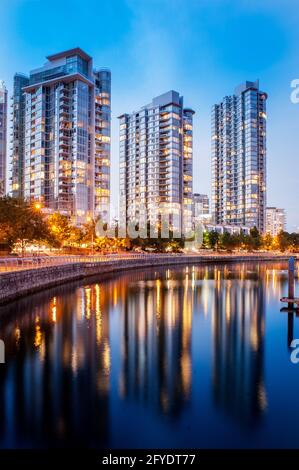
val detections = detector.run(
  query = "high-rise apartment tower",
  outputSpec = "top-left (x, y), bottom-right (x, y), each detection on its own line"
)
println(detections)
top-left (10, 48), bottom-right (110, 224)
top-left (211, 80), bottom-right (267, 232)
top-left (119, 90), bottom-right (194, 234)
top-left (0, 81), bottom-right (7, 196)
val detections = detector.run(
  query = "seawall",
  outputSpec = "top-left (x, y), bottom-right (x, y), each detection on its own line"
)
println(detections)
top-left (0, 254), bottom-right (292, 304)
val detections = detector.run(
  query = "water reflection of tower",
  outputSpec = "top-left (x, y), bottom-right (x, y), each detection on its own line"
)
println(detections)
top-left (212, 267), bottom-right (267, 426)
top-left (0, 283), bottom-right (111, 447)
top-left (120, 270), bottom-right (192, 417)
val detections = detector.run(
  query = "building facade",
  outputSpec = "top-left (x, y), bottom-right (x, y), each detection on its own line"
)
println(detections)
top-left (119, 91), bottom-right (194, 235)
top-left (10, 48), bottom-right (110, 224)
top-left (0, 81), bottom-right (7, 196)
top-left (266, 207), bottom-right (286, 237)
top-left (212, 80), bottom-right (267, 232)
top-left (10, 73), bottom-right (29, 198)
top-left (204, 223), bottom-right (250, 235)
top-left (192, 193), bottom-right (211, 225)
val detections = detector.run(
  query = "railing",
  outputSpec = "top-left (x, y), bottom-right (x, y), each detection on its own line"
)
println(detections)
top-left (0, 254), bottom-right (153, 272)
top-left (0, 252), bottom-right (293, 273)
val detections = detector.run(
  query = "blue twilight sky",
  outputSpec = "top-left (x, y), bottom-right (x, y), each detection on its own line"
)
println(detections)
top-left (0, 0), bottom-right (298, 230)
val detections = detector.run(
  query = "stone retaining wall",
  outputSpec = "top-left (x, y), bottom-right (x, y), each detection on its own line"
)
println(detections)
top-left (0, 255), bottom-right (291, 304)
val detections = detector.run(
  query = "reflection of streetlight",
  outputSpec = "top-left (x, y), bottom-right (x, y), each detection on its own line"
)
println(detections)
top-left (87, 216), bottom-right (94, 256)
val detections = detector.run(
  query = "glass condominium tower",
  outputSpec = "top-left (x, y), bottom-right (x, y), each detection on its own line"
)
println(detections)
top-left (211, 80), bottom-right (267, 232)
top-left (11, 48), bottom-right (111, 224)
top-left (119, 90), bottom-right (194, 234)
top-left (0, 81), bottom-right (7, 196)
top-left (10, 73), bottom-right (29, 198)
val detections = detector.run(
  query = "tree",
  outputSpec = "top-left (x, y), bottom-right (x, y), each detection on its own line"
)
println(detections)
top-left (165, 240), bottom-right (183, 253)
top-left (47, 213), bottom-right (85, 250)
top-left (202, 231), bottom-right (210, 249)
top-left (48, 213), bottom-right (72, 244)
top-left (263, 233), bottom-right (273, 251)
top-left (69, 225), bottom-right (85, 247)
top-left (94, 236), bottom-right (131, 253)
top-left (251, 227), bottom-right (262, 249)
top-left (220, 232), bottom-right (233, 251)
top-left (276, 231), bottom-right (290, 252)
top-left (243, 227), bottom-right (262, 251)
top-left (219, 231), bottom-right (242, 251)
top-left (207, 230), bottom-right (220, 250)
top-left (288, 232), bottom-right (299, 252)
top-left (128, 221), bottom-right (184, 253)
top-left (0, 196), bottom-right (54, 255)
top-left (238, 229), bottom-right (247, 249)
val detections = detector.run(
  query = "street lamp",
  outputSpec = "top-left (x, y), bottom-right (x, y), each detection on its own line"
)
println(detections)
top-left (33, 202), bottom-right (42, 255)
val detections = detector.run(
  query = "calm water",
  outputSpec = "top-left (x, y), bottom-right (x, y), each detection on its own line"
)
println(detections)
top-left (0, 261), bottom-right (299, 449)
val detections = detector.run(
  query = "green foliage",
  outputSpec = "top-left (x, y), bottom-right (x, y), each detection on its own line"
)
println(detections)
top-left (263, 233), bottom-right (273, 251)
top-left (94, 236), bottom-right (131, 252)
top-left (2, 197), bottom-right (299, 255)
top-left (202, 231), bottom-right (210, 249)
top-left (202, 226), bottom-right (279, 252)
top-left (275, 231), bottom-right (299, 252)
top-left (0, 196), bottom-right (54, 254)
top-left (219, 231), bottom-right (241, 251)
top-left (249, 227), bottom-right (262, 250)
top-left (129, 221), bottom-right (184, 253)
top-left (48, 212), bottom-right (86, 249)
top-left (205, 230), bottom-right (220, 250)
top-left (48, 213), bottom-right (73, 243)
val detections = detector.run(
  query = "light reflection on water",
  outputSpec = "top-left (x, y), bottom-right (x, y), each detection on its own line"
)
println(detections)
top-left (0, 262), bottom-right (298, 448)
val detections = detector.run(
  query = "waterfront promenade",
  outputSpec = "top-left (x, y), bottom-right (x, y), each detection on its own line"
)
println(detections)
top-left (0, 252), bottom-right (294, 304)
